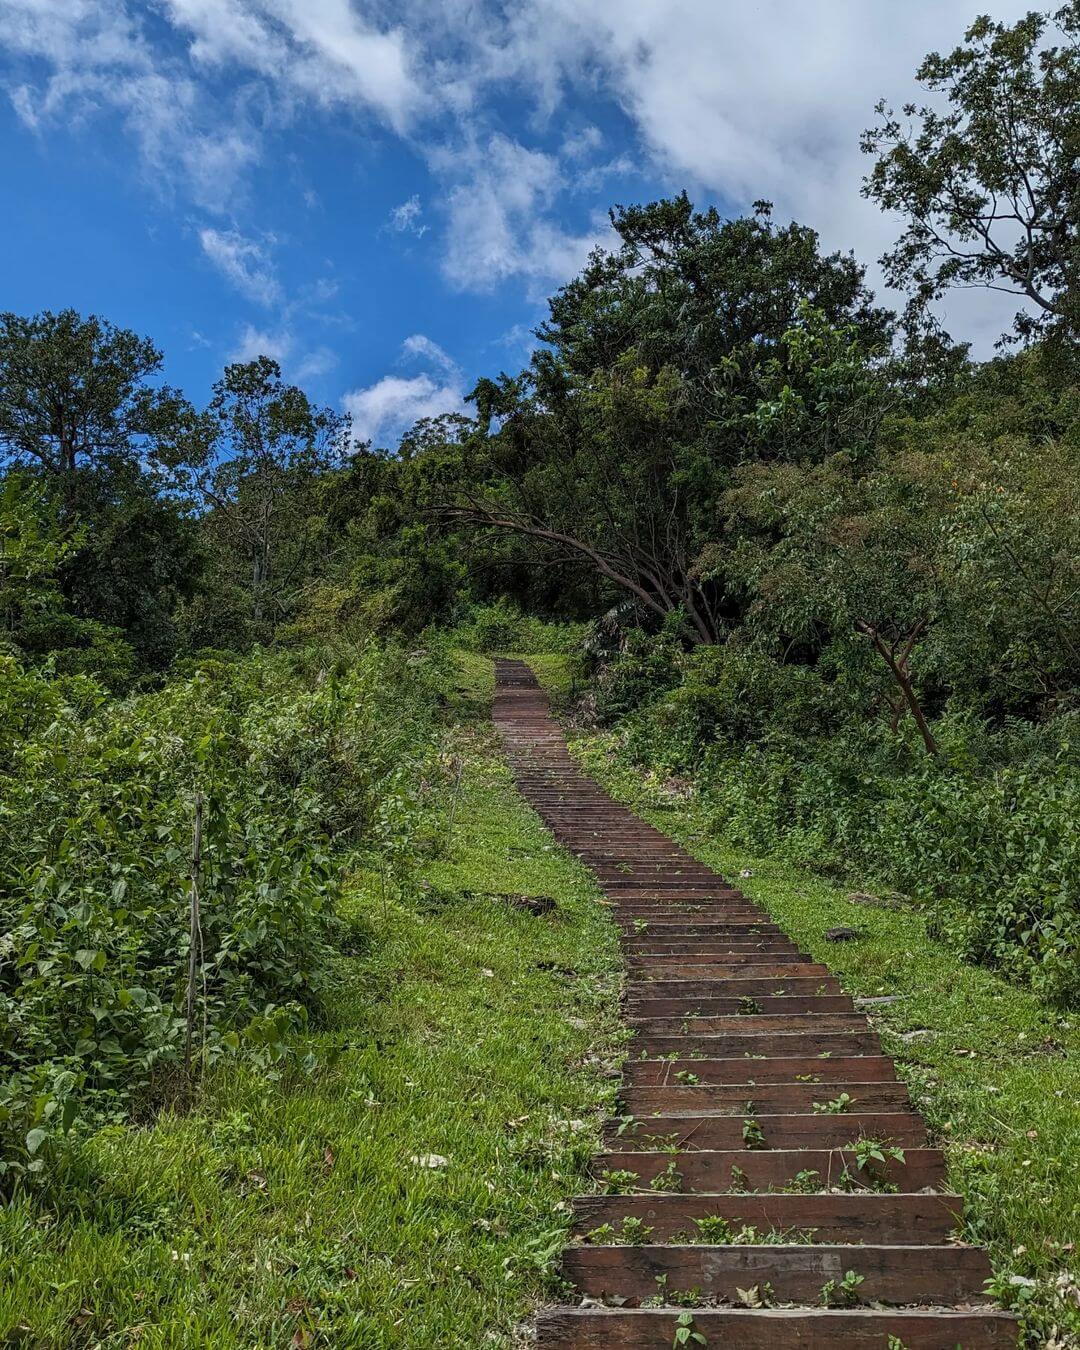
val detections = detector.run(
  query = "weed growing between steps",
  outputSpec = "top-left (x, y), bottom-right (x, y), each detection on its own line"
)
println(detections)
top-left (0, 657), bottom-right (624, 1348)
top-left (556, 709), bottom-right (1080, 1347)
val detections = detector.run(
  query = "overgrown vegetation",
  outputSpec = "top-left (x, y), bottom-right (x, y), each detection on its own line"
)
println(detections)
top-left (1, 642), bottom-right (436, 1182)
top-left (0, 661), bottom-right (623, 1345)
top-left (2, 2), bottom-right (1080, 1342)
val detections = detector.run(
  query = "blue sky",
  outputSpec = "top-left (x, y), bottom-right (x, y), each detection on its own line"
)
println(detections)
top-left (0, 1), bottom-right (1030, 449)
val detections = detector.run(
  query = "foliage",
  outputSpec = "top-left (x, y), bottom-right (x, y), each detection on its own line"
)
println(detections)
top-left (862, 4), bottom-right (1080, 345)
top-left (447, 198), bottom-right (896, 643)
top-left (0, 710), bottom-right (623, 1347)
top-left (0, 642), bottom-right (436, 1183)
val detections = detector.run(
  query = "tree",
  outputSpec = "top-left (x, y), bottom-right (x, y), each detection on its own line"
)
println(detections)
top-left (0, 309), bottom-right (182, 483)
top-left (447, 201), bottom-right (895, 644)
top-left (862, 5), bottom-right (1080, 344)
top-left (186, 357), bottom-right (351, 630)
top-left (0, 310), bottom-right (200, 669)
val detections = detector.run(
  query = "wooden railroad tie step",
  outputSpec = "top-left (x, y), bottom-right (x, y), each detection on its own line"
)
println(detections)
top-left (535, 1308), bottom-right (1019, 1348)
top-left (489, 660), bottom-right (1017, 1348)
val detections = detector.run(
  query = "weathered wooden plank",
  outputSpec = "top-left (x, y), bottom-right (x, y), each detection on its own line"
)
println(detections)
top-left (607, 1110), bottom-right (927, 1151)
top-left (592, 1146), bottom-right (946, 1192)
top-left (623, 1055), bottom-right (897, 1085)
top-left (536, 1308), bottom-right (1018, 1349)
top-left (620, 1079), bottom-right (910, 1114)
top-left (571, 1191), bottom-right (961, 1243)
top-left (562, 1242), bottom-right (994, 1305)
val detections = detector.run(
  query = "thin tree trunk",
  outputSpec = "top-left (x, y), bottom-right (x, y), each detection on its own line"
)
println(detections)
top-left (857, 620), bottom-right (938, 756)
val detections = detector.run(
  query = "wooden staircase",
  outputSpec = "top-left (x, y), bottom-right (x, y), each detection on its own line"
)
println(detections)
top-left (492, 659), bottom-right (1017, 1349)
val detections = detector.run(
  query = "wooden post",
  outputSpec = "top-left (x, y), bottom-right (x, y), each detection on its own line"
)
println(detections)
top-left (184, 791), bottom-right (205, 1077)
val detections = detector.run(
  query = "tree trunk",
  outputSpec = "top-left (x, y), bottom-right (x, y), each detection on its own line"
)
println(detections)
top-left (856, 619), bottom-right (938, 756)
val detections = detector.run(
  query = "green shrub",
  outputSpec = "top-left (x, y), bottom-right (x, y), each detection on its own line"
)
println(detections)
top-left (589, 632), bottom-right (1080, 1005)
top-left (0, 643), bottom-right (436, 1183)
top-left (447, 600), bottom-right (586, 654)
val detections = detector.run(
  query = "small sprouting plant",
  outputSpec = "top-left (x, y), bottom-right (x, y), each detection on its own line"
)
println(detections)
top-left (618, 1215), bottom-right (654, 1245)
top-left (783, 1168), bottom-right (821, 1193)
top-left (650, 1161), bottom-right (684, 1193)
top-left (583, 1223), bottom-right (615, 1245)
top-left (600, 1168), bottom-right (639, 1194)
top-left (735, 1282), bottom-right (774, 1308)
top-left (821, 1270), bottom-right (865, 1307)
top-left (737, 997), bottom-right (762, 1015)
top-left (813, 1092), bottom-right (854, 1114)
top-left (633, 919), bottom-right (649, 933)
top-left (673, 1311), bottom-right (707, 1347)
top-left (743, 1118), bottom-right (766, 1149)
top-left (729, 1164), bottom-right (750, 1192)
top-left (795, 1073), bottom-right (821, 1083)
top-left (649, 1274), bottom-right (702, 1308)
top-left (849, 1137), bottom-right (906, 1171)
top-left (692, 1214), bottom-right (733, 1243)
top-left (675, 1069), bottom-right (700, 1085)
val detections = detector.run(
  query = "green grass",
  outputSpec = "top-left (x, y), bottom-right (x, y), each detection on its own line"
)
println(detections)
top-left (549, 707), bottom-right (1080, 1346)
top-left (0, 657), bottom-right (624, 1349)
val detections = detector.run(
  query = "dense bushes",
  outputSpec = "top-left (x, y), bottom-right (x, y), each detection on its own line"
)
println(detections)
top-left (0, 643), bottom-right (436, 1183)
top-left (444, 600), bottom-right (587, 655)
top-left (592, 637), bottom-right (1080, 1003)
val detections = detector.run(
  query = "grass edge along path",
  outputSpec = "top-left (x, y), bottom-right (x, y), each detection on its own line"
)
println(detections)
top-left (522, 654), bottom-right (1080, 1349)
top-left (0, 652), bottom-right (624, 1349)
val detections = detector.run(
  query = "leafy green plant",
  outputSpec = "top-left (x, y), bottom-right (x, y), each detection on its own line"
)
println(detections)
top-left (650, 1161), bottom-right (684, 1193)
top-left (813, 1092), bottom-right (854, 1114)
top-left (820, 1270), bottom-right (865, 1307)
top-left (742, 1118), bottom-right (766, 1149)
top-left (673, 1310), bottom-right (707, 1347)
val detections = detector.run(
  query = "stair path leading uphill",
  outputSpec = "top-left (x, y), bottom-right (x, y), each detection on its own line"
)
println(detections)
top-left (491, 659), bottom-right (1017, 1350)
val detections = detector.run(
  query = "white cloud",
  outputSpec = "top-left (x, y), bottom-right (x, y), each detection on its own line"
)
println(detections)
top-left (460, 0), bottom-right (1036, 345)
top-left (160, 0), bottom-right (425, 133)
top-left (388, 194), bottom-right (427, 236)
top-left (230, 324), bottom-right (337, 382)
top-left (344, 373), bottom-right (466, 446)
top-left (432, 133), bottom-right (611, 293)
top-left (0, 0), bottom-right (1041, 348)
top-left (0, 0), bottom-right (260, 209)
top-left (400, 333), bottom-right (456, 371)
top-left (343, 333), bottom-right (467, 446)
top-left (230, 323), bottom-right (292, 364)
top-left (200, 227), bottom-right (281, 306)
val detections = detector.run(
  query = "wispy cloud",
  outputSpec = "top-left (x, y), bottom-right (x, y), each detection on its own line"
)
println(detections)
top-left (388, 194), bottom-right (427, 237)
top-left (199, 227), bottom-right (280, 306)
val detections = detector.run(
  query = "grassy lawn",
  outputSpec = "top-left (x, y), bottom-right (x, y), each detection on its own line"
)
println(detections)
top-left (0, 655), bottom-right (623, 1348)
top-left (522, 660), bottom-right (1080, 1346)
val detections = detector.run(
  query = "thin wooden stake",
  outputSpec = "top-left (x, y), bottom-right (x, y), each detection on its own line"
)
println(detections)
top-left (184, 791), bottom-right (205, 1077)
top-left (445, 755), bottom-right (465, 856)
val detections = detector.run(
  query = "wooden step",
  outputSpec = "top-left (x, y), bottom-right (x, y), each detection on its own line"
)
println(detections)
top-left (563, 1242), bottom-right (994, 1305)
top-left (628, 1012), bottom-right (867, 1034)
top-left (536, 1307), bottom-right (1018, 1348)
top-left (571, 1191), bottom-right (962, 1244)
top-left (633, 1031), bottom-right (882, 1057)
top-left (620, 1080), bottom-right (910, 1114)
top-left (608, 1111), bottom-right (927, 1151)
top-left (593, 1147), bottom-right (946, 1192)
top-left (626, 995), bottom-right (855, 1017)
top-left (623, 1055), bottom-right (898, 1085)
